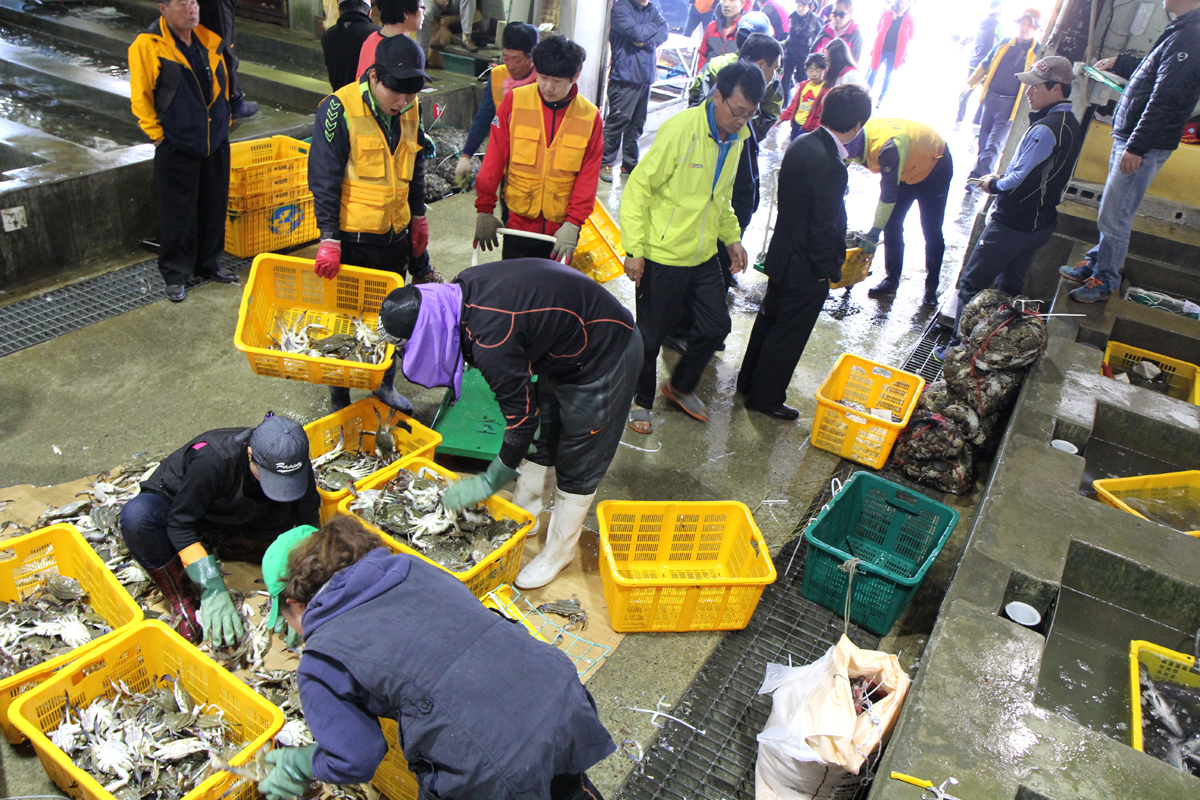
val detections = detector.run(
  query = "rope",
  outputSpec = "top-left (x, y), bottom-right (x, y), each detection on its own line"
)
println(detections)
top-left (839, 557), bottom-right (861, 638)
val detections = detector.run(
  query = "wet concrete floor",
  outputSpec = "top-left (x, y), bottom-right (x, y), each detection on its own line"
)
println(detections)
top-left (0, 62), bottom-right (994, 797)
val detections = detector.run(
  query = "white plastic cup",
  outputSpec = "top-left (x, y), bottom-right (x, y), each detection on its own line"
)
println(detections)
top-left (1005, 601), bottom-right (1042, 628)
top-left (1050, 439), bottom-right (1078, 455)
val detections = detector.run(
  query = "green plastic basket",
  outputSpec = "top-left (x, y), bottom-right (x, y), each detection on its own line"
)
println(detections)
top-left (431, 367), bottom-right (507, 460)
top-left (800, 473), bottom-right (959, 636)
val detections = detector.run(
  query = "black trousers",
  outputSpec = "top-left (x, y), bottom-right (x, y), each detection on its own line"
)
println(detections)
top-left (883, 147), bottom-right (952, 290)
top-left (342, 237), bottom-right (413, 279)
top-left (120, 492), bottom-right (274, 570)
top-left (502, 232), bottom-right (555, 260)
top-left (528, 328), bottom-right (642, 494)
top-left (780, 52), bottom-right (807, 104)
top-left (602, 80), bottom-right (650, 173)
top-left (155, 139), bottom-right (230, 286)
top-left (635, 257), bottom-right (731, 408)
top-left (738, 277), bottom-right (829, 409)
top-left (550, 773), bottom-right (604, 800)
top-left (199, 0), bottom-right (242, 102)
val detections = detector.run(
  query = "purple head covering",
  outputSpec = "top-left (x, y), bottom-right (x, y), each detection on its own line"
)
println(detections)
top-left (845, 128), bottom-right (866, 161)
top-left (400, 283), bottom-right (465, 399)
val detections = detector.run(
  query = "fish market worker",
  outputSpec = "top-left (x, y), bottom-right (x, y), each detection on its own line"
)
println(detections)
top-left (119, 414), bottom-right (319, 647)
top-left (377, 258), bottom-right (641, 590)
top-left (308, 34), bottom-right (442, 414)
top-left (257, 516), bottom-right (616, 800)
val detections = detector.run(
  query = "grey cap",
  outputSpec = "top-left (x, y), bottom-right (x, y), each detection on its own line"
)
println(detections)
top-left (248, 415), bottom-right (311, 502)
top-left (1017, 55), bottom-right (1074, 86)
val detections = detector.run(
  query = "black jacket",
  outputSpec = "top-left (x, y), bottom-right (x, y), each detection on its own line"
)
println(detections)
top-left (765, 128), bottom-right (847, 286)
top-left (608, 0), bottom-right (670, 85)
top-left (786, 10), bottom-right (823, 61)
top-left (321, 9), bottom-right (380, 90)
top-left (1112, 8), bottom-right (1200, 156)
top-left (455, 259), bottom-right (635, 470)
top-left (971, 13), bottom-right (1000, 68)
top-left (140, 428), bottom-right (320, 554)
top-left (993, 102), bottom-right (1081, 233)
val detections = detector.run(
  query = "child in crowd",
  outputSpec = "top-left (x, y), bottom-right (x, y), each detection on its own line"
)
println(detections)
top-left (780, 52), bottom-right (826, 139)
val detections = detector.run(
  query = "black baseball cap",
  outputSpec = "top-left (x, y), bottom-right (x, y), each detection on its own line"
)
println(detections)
top-left (247, 415), bottom-right (311, 502)
top-left (375, 34), bottom-right (432, 83)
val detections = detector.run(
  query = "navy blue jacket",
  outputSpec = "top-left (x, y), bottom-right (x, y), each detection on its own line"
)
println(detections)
top-left (1112, 7), bottom-right (1200, 156)
top-left (299, 548), bottom-right (615, 798)
top-left (608, 0), bottom-right (669, 85)
top-left (764, 128), bottom-right (847, 286)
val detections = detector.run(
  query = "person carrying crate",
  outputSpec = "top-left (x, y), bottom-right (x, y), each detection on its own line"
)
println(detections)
top-left (128, 0), bottom-right (239, 303)
top-left (256, 516), bottom-right (615, 800)
top-left (473, 35), bottom-right (604, 263)
top-left (118, 413), bottom-right (320, 648)
top-left (373, 259), bottom-right (641, 590)
top-left (309, 34), bottom-right (443, 414)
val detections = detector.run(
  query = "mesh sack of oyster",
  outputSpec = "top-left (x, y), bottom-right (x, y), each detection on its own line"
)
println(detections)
top-left (891, 411), bottom-right (969, 464)
top-left (941, 344), bottom-right (1025, 418)
top-left (964, 302), bottom-right (1048, 372)
top-left (0, 576), bottom-right (113, 680)
top-left (348, 467), bottom-right (521, 571)
top-left (896, 448), bottom-right (975, 495)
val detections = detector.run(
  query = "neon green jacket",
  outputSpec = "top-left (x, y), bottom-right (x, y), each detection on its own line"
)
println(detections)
top-left (619, 101), bottom-right (747, 266)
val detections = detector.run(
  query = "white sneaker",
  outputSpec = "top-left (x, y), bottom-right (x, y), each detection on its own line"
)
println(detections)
top-left (515, 488), bottom-right (594, 589)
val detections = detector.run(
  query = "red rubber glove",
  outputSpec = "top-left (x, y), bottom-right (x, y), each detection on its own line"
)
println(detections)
top-left (315, 239), bottom-right (341, 280)
top-left (410, 216), bottom-right (429, 258)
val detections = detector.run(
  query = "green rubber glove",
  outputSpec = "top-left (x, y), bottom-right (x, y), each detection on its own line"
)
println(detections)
top-left (259, 745), bottom-right (317, 800)
top-left (859, 228), bottom-right (882, 256)
top-left (442, 458), bottom-right (518, 511)
top-left (184, 555), bottom-right (244, 648)
top-left (273, 615), bottom-right (302, 650)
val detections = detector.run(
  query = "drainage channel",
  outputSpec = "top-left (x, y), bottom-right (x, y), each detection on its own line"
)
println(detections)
top-left (616, 461), bottom-right (881, 800)
top-left (0, 253), bottom-right (250, 357)
top-left (902, 317), bottom-right (950, 384)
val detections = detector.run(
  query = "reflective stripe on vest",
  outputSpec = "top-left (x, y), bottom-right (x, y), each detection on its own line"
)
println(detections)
top-left (490, 64), bottom-right (509, 110)
top-left (864, 118), bottom-right (945, 185)
top-left (336, 82), bottom-right (422, 236)
top-left (504, 84), bottom-right (597, 224)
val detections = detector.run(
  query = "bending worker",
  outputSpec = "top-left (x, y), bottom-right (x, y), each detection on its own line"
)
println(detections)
top-left (376, 258), bottom-right (641, 590)
top-left (119, 414), bottom-right (319, 647)
top-left (848, 117), bottom-right (952, 307)
top-left (256, 517), bottom-right (615, 800)
top-left (309, 34), bottom-right (442, 414)
top-left (473, 35), bottom-right (603, 263)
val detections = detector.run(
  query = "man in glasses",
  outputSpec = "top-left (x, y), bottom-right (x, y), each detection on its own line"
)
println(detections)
top-left (620, 60), bottom-right (765, 434)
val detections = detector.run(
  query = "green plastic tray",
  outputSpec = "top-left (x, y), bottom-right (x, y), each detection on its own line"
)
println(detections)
top-left (431, 367), bottom-right (506, 459)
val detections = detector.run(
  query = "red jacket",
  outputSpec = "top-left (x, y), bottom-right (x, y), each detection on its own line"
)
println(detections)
top-left (869, 10), bottom-right (915, 71)
top-left (474, 85), bottom-right (604, 235)
top-left (698, 15), bottom-right (739, 69)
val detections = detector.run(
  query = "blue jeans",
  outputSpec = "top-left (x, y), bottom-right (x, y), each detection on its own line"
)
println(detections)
top-left (1085, 136), bottom-right (1173, 291)
top-left (866, 51), bottom-right (897, 102)
top-left (970, 92), bottom-right (1015, 178)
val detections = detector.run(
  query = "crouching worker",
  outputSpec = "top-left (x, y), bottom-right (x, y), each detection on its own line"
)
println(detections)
top-left (119, 414), bottom-right (319, 647)
top-left (309, 34), bottom-right (443, 414)
top-left (256, 516), bottom-right (616, 800)
top-left (376, 258), bottom-right (641, 589)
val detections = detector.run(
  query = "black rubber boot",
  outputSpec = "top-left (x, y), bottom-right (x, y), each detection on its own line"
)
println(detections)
top-left (330, 386), bottom-right (352, 411)
top-left (372, 358), bottom-right (413, 414)
top-left (147, 556), bottom-right (202, 644)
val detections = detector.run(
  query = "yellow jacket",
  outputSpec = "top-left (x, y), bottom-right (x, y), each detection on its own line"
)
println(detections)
top-left (966, 36), bottom-right (1040, 122)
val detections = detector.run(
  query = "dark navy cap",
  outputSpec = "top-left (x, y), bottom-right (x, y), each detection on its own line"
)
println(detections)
top-left (248, 415), bottom-right (310, 502)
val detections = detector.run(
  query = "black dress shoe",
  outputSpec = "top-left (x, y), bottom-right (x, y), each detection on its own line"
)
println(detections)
top-left (747, 402), bottom-right (800, 420)
top-left (165, 284), bottom-right (186, 302)
top-left (202, 267), bottom-right (240, 284)
top-left (662, 336), bottom-right (688, 355)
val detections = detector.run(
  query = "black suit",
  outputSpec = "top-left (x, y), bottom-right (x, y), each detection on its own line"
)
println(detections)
top-left (738, 128), bottom-right (847, 410)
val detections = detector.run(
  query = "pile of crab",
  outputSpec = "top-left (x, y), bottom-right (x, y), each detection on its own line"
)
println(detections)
top-left (348, 467), bottom-right (521, 572)
top-left (269, 311), bottom-right (387, 365)
top-left (0, 576), bottom-right (113, 680)
top-left (312, 408), bottom-right (413, 494)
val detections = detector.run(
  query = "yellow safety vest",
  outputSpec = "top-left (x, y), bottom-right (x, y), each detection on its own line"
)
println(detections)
top-left (490, 64), bottom-right (509, 110)
top-left (504, 84), bottom-right (597, 224)
top-left (864, 118), bottom-right (945, 185)
top-left (335, 81), bottom-right (423, 236)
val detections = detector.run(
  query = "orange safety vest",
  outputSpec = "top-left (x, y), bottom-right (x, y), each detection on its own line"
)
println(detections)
top-left (863, 118), bottom-right (945, 185)
top-left (504, 83), bottom-right (597, 224)
top-left (490, 64), bottom-right (509, 110)
top-left (335, 81), bottom-right (423, 236)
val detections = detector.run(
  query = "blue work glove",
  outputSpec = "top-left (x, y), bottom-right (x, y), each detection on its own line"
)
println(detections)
top-left (259, 745), bottom-right (317, 800)
top-left (442, 458), bottom-right (518, 511)
top-left (184, 555), bottom-right (245, 648)
top-left (273, 615), bottom-right (302, 650)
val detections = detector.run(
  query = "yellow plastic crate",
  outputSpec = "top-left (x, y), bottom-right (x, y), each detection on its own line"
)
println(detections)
top-left (829, 248), bottom-right (873, 290)
top-left (337, 457), bottom-right (535, 597)
top-left (0, 524), bottom-right (143, 744)
top-left (305, 397), bottom-right (442, 523)
top-left (812, 354), bottom-right (925, 470)
top-left (373, 717), bottom-right (419, 800)
top-left (1103, 341), bottom-right (1199, 403)
top-left (570, 200), bottom-right (625, 283)
top-left (9, 620), bottom-right (284, 800)
top-left (225, 197), bottom-right (319, 259)
top-left (234, 254), bottom-right (402, 390)
top-left (229, 136), bottom-right (309, 198)
top-left (596, 500), bottom-right (777, 633)
top-left (1093, 470), bottom-right (1200, 537)
top-left (228, 184), bottom-right (313, 213)
top-left (1128, 639), bottom-right (1199, 751)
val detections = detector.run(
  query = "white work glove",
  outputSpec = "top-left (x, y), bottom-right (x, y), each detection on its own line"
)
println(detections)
top-left (475, 213), bottom-right (500, 251)
top-left (551, 222), bottom-right (580, 264)
top-left (454, 155), bottom-right (475, 189)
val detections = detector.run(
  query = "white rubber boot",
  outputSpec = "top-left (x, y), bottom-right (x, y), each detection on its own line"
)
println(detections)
top-left (511, 460), bottom-right (556, 536)
top-left (515, 488), bottom-right (594, 590)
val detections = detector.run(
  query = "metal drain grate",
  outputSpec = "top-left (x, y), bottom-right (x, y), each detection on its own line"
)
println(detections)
top-left (617, 463), bottom-right (880, 800)
top-left (903, 318), bottom-right (951, 384)
top-left (0, 254), bottom-right (251, 358)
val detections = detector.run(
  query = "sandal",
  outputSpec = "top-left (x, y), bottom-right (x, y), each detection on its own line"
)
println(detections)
top-left (660, 382), bottom-right (709, 422)
top-left (628, 407), bottom-right (653, 434)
